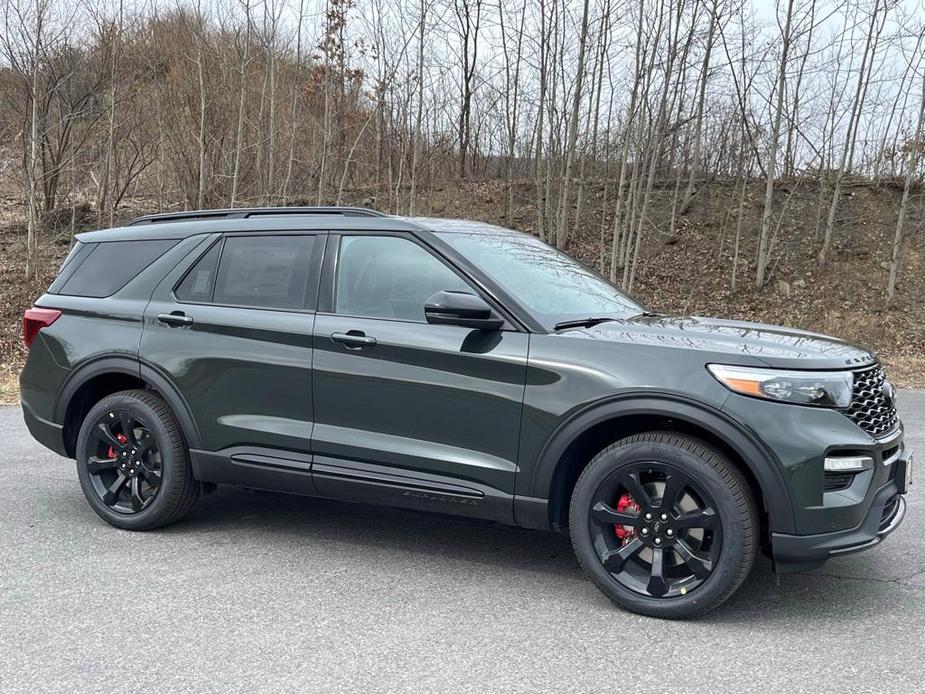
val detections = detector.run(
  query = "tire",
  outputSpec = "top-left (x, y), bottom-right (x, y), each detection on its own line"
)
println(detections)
top-left (75, 389), bottom-right (199, 530)
top-left (569, 431), bottom-right (757, 619)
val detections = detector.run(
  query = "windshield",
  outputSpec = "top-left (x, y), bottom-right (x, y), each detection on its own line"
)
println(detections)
top-left (436, 231), bottom-right (643, 326)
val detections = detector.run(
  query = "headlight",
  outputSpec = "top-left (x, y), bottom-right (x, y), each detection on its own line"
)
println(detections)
top-left (707, 364), bottom-right (853, 408)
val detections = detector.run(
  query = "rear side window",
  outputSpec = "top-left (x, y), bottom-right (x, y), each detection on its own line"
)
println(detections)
top-left (58, 241), bottom-right (84, 272)
top-left (59, 239), bottom-right (178, 297)
top-left (209, 235), bottom-right (317, 310)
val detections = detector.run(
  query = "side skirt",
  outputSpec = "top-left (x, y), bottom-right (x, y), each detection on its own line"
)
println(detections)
top-left (189, 448), bottom-right (516, 524)
top-left (190, 447), bottom-right (317, 497)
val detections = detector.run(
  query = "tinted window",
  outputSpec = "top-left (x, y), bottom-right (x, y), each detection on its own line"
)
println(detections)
top-left (212, 235), bottom-right (317, 310)
top-left (175, 240), bottom-right (221, 303)
top-left (48, 241), bottom-right (96, 294)
top-left (335, 235), bottom-right (469, 321)
top-left (436, 232), bottom-right (642, 325)
top-left (60, 239), bottom-right (178, 297)
top-left (58, 241), bottom-right (84, 272)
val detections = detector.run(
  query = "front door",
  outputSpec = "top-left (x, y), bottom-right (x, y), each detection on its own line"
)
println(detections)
top-left (141, 231), bottom-right (324, 493)
top-left (311, 233), bottom-right (528, 522)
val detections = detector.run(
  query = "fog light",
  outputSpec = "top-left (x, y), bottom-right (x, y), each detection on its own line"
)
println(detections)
top-left (824, 455), bottom-right (873, 473)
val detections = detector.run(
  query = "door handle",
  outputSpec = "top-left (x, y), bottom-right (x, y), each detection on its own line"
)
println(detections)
top-left (331, 331), bottom-right (377, 349)
top-left (157, 312), bottom-right (194, 327)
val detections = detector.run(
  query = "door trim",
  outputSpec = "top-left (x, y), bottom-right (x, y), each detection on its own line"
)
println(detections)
top-left (190, 447), bottom-right (317, 496)
top-left (188, 446), bottom-right (515, 524)
top-left (313, 455), bottom-right (514, 523)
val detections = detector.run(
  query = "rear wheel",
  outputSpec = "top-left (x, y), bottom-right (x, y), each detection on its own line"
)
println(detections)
top-left (569, 432), bottom-right (757, 619)
top-left (75, 389), bottom-right (199, 530)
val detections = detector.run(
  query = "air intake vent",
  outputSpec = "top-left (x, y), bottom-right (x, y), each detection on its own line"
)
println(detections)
top-left (823, 473), bottom-right (854, 492)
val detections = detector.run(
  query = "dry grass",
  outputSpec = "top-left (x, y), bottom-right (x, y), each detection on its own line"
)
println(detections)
top-left (882, 356), bottom-right (925, 389)
top-left (0, 368), bottom-right (19, 406)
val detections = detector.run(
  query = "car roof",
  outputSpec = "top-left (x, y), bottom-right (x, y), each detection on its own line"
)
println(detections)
top-left (74, 207), bottom-right (530, 243)
top-left (75, 212), bottom-right (421, 243)
top-left (397, 216), bottom-right (530, 237)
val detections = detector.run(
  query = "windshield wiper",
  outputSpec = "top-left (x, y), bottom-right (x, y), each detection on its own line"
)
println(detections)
top-left (553, 317), bottom-right (622, 331)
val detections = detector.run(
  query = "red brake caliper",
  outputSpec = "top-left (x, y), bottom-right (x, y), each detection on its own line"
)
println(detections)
top-left (614, 493), bottom-right (640, 545)
top-left (107, 433), bottom-right (128, 459)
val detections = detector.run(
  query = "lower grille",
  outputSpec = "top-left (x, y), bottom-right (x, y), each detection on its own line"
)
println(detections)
top-left (823, 473), bottom-right (854, 492)
top-left (879, 496), bottom-right (900, 531)
top-left (844, 366), bottom-right (899, 438)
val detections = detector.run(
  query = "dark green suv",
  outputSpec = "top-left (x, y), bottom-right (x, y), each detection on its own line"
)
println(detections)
top-left (20, 207), bottom-right (912, 618)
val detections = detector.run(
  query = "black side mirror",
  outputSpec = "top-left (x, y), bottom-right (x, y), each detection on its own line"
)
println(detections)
top-left (424, 291), bottom-right (504, 330)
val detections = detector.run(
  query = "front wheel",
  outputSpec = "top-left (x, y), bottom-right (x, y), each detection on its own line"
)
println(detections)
top-left (75, 389), bottom-right (199, 530)
top-left (569, 432), bottom-right (758, 619)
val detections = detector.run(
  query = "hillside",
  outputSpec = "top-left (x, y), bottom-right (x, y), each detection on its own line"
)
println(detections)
top-left (1, 177), bottom-right (923, 403)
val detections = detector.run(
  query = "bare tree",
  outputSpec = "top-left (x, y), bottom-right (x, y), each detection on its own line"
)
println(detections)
top-left (499, 0), bottom-right (526, 224)
top-left (554, 0), bottom-right (590, 248)
top-left (818, 0), bottom-right (888, 266)
top-left (757, 0), bottom-right (796, 290)
top-left (887, 46), bottom-right (925, 302)
top-left (454, 0), bottom-right (481, 179)
top-left (680, 0), bottom-right (718, 214)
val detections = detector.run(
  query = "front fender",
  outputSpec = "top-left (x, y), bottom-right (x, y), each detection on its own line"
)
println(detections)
top-left (521, 392), bottom-right (796, 534)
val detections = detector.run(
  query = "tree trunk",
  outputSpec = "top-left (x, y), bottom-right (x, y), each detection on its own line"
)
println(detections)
top-left (230, 3), bottom-right (251, 208)
top-left (554, 0), bottom-right (590, 248)
top-left (25, 0), bottom-right (46, 280)
top-left (887, 68), bottom-right (925, 303)
top-left (680, 0), bottom-right (717, 215)
top-left (819, 0), bottom-right (886, 266)
top-left (409, 0), bottom-right (427, 215)
top-left (756, 0), bottom-right (795, 289)
top-left (534, 0), bottom-right (548, 242)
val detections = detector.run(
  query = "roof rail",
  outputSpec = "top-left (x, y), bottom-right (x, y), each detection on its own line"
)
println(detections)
top-left (128, 206), bottom-right (387, 225)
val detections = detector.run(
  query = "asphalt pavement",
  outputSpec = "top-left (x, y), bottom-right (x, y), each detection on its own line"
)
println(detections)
top-left (1, 393), bottom-right (923, 693)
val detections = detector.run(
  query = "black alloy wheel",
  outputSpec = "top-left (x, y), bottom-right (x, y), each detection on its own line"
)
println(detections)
top-left (75, 389), bottom-right (200, 530)
top-left (569, 432), bottom-right (757, 619)
top-left (83, 410), bottom-right (163, 514)
top-left (588, 462), bottom-right (721, 599)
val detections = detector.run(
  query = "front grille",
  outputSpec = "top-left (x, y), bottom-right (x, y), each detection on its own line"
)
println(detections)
top-left (844, 366), bottom-right (899, 438)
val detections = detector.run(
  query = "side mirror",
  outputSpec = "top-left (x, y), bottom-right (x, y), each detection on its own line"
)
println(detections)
top-left (424, 291), bottom-right (504, 330)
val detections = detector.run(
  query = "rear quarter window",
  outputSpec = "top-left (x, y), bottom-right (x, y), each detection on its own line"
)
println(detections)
top-left (58, 239), bottom-right (178, 298)
top-left (175, 239), bottom-right (222, 303)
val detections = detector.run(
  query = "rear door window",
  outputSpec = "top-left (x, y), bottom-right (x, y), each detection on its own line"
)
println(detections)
top-left (210, 235), bottom-right (318, 310)
top-left (59, 239), bottom-right (178, 297)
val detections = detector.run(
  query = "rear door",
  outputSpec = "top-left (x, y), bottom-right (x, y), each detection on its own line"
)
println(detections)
top-left (311, 232), bottom-right (529, 522)
top-left (141, 231), bottom-right (325, 492)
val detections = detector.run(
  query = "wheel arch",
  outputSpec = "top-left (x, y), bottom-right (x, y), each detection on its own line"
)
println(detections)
top-left (56, 356), bottom-right (201, 457)
top-left (529, 393), bottom-right (796, 537)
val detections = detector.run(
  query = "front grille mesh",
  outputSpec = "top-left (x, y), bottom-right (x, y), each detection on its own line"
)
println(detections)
top-left (844, 366), bottom-right (899, 438)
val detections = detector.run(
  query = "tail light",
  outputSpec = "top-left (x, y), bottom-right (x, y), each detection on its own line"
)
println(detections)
top-left (23, 307), bottom-right (62, 348)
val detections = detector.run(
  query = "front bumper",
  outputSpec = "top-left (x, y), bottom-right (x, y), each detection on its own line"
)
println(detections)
top-left (771, 455), bottom-right (910, 572)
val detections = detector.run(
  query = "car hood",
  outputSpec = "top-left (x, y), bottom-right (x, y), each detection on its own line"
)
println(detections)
top-left (568, 315), bottom-right (876, 370)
